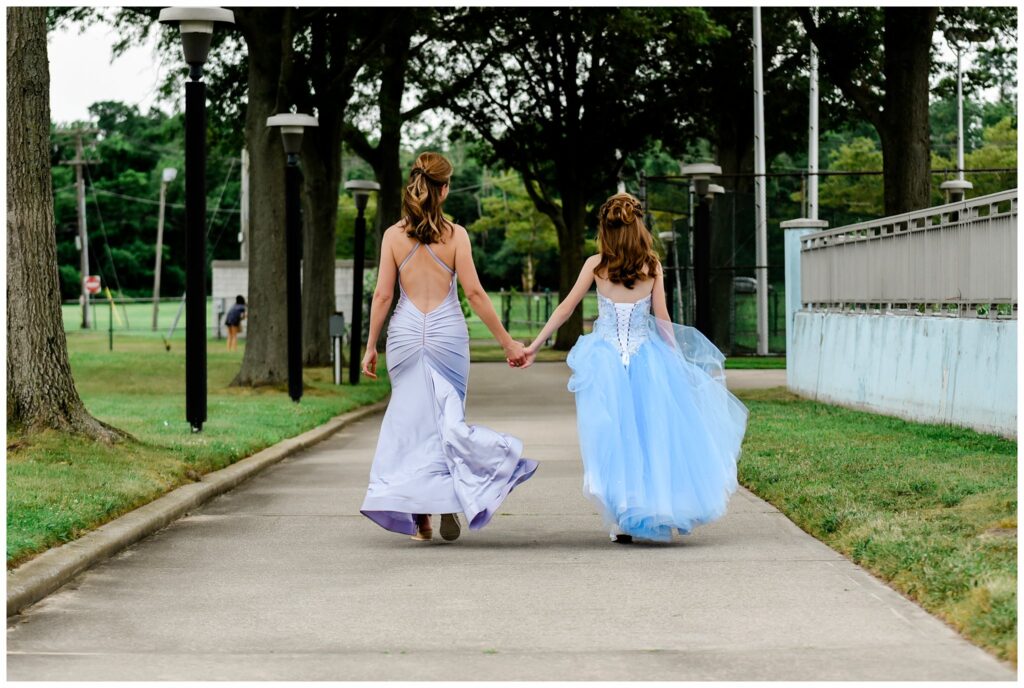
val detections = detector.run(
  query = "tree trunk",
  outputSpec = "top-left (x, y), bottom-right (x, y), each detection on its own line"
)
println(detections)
top-left (232, 9), bottom-right (290, 386)
top-left (371, 13), bottom-right (413, 259)
top-left (300, 108), bottom-right (342, 367)
top-left (6, 7), bottom-right (121, 441)
top-left (552, 194), bottom-right (586, 350)
top-left (879, 8), bottom-right (937, 215)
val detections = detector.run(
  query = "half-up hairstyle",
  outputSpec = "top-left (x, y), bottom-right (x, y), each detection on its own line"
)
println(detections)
top-left (595, 193), bottom-right (661, 289)
top-left (402, 152), bottom-right (454, 244)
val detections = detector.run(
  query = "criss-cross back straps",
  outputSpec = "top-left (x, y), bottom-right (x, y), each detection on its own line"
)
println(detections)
top-left (423, 243), bottom-right (455, 275)
top-left (397, 242), bottom-right (455, 275)
top-left (397, 242), bottom-right (421, 272)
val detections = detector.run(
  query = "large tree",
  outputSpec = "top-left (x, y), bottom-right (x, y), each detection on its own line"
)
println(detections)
top-left (454, 7), bottom-right (723, 348)
top-left (7, 7), bottom-right (121, 441)
top-left (343, 8), bottom-right (498, 256)
top-left (288, 9), bottom-right (390, 366)
top-left (802, 8), bottom-right (1015, 215)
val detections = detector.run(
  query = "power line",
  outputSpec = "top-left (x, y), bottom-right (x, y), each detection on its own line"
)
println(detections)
top-left (83, 161), bottom-right (127, 299)
top-left (61, 187), bottom-right (240, 213)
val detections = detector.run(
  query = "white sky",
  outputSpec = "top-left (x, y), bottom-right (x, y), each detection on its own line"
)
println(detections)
top-left (48, 21), bottom-right (170, 125)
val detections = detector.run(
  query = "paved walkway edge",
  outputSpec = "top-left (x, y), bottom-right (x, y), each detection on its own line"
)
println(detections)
top-left (6, 399), bottom-right (389, 618)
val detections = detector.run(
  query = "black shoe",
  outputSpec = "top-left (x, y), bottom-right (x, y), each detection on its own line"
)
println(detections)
top-left (612, 534), bottom-right (633, 544)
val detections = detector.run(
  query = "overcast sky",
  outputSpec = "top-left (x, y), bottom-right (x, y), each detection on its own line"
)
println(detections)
top-left (48, 20), bottom-right (170, 125)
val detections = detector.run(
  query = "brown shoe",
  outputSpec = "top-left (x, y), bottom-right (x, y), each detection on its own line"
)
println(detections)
top-left (440, 513), bottom-right (461, 541)
top-left (411, 514), bottom-right (433, 541)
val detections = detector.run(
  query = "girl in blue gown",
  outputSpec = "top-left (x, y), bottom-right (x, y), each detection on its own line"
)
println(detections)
top-left (523, 193), bottom-right (748, 543)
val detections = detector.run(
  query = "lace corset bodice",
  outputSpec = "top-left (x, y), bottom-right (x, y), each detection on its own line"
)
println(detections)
top-left (593, 292), bottom-right (652, 366)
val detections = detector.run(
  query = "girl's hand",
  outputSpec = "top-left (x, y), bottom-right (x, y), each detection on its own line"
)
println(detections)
top-left (520, 348), bottom-right (538, 369)
top-left (361, 349), bottom-right (378, 379)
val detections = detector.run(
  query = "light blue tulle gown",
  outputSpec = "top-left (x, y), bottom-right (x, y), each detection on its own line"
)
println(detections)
top-left (361, 242), bottom-right (538, 535)
top-left (567, 290), bottom-right (749, 541)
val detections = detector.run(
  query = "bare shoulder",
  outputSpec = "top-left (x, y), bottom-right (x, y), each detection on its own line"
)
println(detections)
top-left (383, 220), bottom-right (408, 239)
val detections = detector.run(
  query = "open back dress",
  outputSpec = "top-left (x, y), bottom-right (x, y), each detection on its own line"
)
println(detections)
top-left (360, 241), bottom-right (538, 535)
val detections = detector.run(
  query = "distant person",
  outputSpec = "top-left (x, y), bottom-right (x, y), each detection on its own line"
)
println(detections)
top-left (520, 193), bottom-right (749, 544)
top-left (225, 295), bottom-right (246, 351)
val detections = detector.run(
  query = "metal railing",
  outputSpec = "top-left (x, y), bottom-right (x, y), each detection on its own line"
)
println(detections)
top-left (800, 189), bottom-right (1017, 318)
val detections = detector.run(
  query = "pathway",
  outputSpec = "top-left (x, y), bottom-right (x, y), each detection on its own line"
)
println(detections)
top-left (6, 364), bottom-right (1014, 680)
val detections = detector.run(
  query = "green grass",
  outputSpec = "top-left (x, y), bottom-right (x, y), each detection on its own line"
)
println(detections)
top-left (467, 292), bottom-right (599, 340)
top-left (725, 355), bottom-right (786, 369)
top-left (7, 332), bottom-right (390, 568)
top-left (736, 388), bottom-right (1017, 663)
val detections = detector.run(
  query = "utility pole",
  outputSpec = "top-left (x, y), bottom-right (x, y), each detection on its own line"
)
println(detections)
top-left (239, 147), bottom-right (249, 262)
top-left (807, 12), bottom-right (820, 221)
top-left (752, 8), bottom-right (769, 355)
top-left (152, 167), bottom-right (178, 330)
top-left (60, 128), bottom-right (98, 329)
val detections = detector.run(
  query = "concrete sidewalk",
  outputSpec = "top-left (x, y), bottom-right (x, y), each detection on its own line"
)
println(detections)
top-left (6, 363), bottom-right (1014, 680)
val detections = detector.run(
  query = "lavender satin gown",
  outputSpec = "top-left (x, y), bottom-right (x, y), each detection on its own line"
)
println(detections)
top-left (360, 242), bottom-right (538, 535)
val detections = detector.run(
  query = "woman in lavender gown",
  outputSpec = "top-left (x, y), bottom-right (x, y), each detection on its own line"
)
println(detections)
top-left (359, 152), bottom-right (538, 542)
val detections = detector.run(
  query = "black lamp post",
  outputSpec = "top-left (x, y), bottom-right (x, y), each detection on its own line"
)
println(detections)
top-left (344, 180), bottom-right (380, 385)
top-left (158, 7), bottom-right (234, 433)
top-left (680, 163), bottom-right (721, 339)
top-left (267, 113), bottom-right (318, 403)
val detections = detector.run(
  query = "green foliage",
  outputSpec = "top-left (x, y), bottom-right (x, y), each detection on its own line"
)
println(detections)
top-left (818, 137), bottom-right (885, 219)
top-left (52, 101), bottom-right (242, 300)
top-left (932, 117), bottom-right (1018, 201)
top-left (468, 172), bottom-right (558, 291)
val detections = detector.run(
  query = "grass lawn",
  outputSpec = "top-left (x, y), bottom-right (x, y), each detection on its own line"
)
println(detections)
top-left (6, 331), bottom-right (391, 569)
top-left (736, 387), bottom-right (1017, 663)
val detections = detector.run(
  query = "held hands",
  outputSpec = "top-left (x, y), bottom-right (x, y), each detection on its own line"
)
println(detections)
top-left (361, 348), bottom-right (378, 379)
top-left (507, 339), bottom-right (540, 368)
top-left (504, 339), bottom-right (527, 368)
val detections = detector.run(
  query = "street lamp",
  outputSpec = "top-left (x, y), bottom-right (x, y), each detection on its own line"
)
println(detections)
top-left (152, 166), bottom-right (177, 331)
top-left (159, 6), bottom-right (234, 433)
top-left (940, 45), bottom-right (972, 205)
top-left (267, 113), bottom-right (319, 403)
top-left (344, 179), bottom-right (381, 385)
top-left (680, 163), bottom-right (722, 339)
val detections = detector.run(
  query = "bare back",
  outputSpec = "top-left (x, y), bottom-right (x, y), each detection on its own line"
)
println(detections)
top-left (594, 271), bottom-right (656, 304)
top-left (388, 220), bottom-right (459, 313)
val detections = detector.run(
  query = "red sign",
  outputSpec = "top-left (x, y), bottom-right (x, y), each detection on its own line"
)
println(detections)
top-left (84, 275), bottom-right (101, 295)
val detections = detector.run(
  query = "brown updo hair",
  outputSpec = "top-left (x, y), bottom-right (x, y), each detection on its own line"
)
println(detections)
top-left (401, 152), bottom-right (453, 244)
top-left (595, 193), bottom-right (661, 289)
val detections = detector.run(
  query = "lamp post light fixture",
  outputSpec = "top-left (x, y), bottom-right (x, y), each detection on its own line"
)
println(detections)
top-left (151, 166), bottom-right (178, 331)
top-left (345, 179), bottom-right (381, 385)
top-left (680, 163), bottom-right (722, 339)
top-left (159, 6), bottom-right (234, 433)
top-left (267, 113), bottom-right (319, 403)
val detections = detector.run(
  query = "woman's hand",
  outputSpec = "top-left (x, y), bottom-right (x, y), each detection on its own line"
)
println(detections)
top-left (504, 339), bottom-right (526, 368)
top-left (361, 348), bottom-right (379, 379)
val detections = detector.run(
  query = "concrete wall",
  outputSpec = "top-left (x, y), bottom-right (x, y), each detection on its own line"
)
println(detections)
top-left (789, 311), bottom-right (1016, 437)
top-left (211, 260), bottom-right (355, 337)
